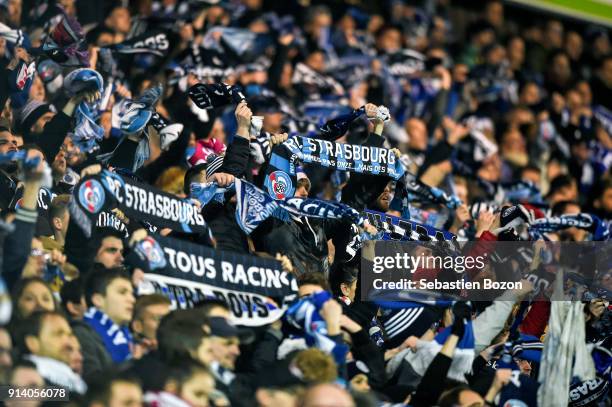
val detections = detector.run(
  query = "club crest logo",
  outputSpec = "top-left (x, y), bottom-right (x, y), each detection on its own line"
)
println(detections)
top-left (136, 237), bottom-right (167, 270)
top-left (78, 179), bottom-right (105, 214)
top-left (265, 171), bottom-right (294, 200)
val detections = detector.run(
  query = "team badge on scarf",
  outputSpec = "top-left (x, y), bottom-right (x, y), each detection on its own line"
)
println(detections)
top-left (265, 170), bottom-right (295, 200)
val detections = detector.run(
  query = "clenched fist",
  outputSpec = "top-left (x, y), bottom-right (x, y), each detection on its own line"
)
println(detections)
top-left (235, 101), bottom-right (253, 134)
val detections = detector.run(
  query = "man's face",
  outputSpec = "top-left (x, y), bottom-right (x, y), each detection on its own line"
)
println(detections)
top-left (550, 183), bottom-right (578, 205)
top-left (305, 52), bottom-right (325, 72)
top-left (52, 150), bottom-right (67, 178)
top-left (95, 237), bottom-right (124, 268)
top-left (600, 188), bottom-right (612, 214)
top-left (181, 371), bottom-right (215, 407)
top-left (53, 209), bottom-right (70, 241)
top-left (521, 169), bottom-right (541, 186)
top-left (263, 112), bottom-right (283, 133)
top-left (31, 112), bottom-right (55, 134)
top-left (377, 28), bottom-right (401, 53)
top-left (210, 336), bottom-right (240, 370)
top-left (7, 0), bottom-right (21, 26)
top-left (108, 8), bottom-right (131, 34)
top-left (31, 314), bottom-right (73, 364)
top-left (406, 119), bottom-right (427, 151)
top-left (96, 278), bottom-right (135, 326)
top-left (61, 136), bottom-right (83, 167)
top-left (194, 337), bottom-right (215, 367)
top-left (375, 184), bottom-right (392, 211)
top-left (136, 303), bottom-right (170, 340)
top-left (0, 131), bottom-right (18, 154)
top-left (67, 335), bottom-right (83, 375)
top-left (109, 381), bottom-right (142, 407)
top-left (6, 367), bottom-right (44, 407)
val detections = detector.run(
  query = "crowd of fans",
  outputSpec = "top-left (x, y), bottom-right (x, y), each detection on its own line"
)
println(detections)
top-left (0, 0), bottom-right (610, 406)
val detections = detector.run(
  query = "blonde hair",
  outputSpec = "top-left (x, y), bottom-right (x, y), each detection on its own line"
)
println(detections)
top-left (293, 348), bottom-right (337, 383)
top-left (155, 166), bottom-right (186, 196)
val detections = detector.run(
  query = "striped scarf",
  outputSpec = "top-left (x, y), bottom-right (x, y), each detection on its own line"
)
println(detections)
top-left (265, 135), bottom-right (404, 199)
top-left (191, 179), bottom-right (362, 235)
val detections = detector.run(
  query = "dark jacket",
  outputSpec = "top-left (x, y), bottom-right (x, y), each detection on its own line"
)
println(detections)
top-left (214, 327), bottom-right (283, 407)
top-left (2, 207), bottom-right (37, 290)
top-left (0, 169), bottom-right (17, 213)
top-left (252, 216), bottom-right (354, 276)
top-left (349, 328), bottom-right (387, 390)
top-left (122, 351), bottom-right (170, 392)
top-left (71, 319), bottom-right (113, 383)
top-left (341, 132), bottom-right (390, 211)
top-left (202, 136), bottom-right (251, 254)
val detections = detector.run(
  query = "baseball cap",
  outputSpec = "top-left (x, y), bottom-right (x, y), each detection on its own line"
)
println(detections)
top-left (208, 316), bottom-right (254, 344)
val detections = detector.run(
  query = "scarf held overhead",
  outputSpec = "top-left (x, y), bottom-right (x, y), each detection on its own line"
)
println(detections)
top-left (135, 234), bottom-right (298, 326)
top-left (69, 170), bottom-right (210, 237)
top-left (266, 136), bottom-right (405, 199)
top-left (191, 179), bottom-right (362, 235)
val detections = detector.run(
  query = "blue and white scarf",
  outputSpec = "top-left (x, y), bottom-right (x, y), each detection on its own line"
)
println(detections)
top-left (404, 178), bottom-right (462, 209)
top-left (364, 209), bottom-right (456, 242)
top-left (593, 105), bottom-right (612, 136)
top-left (191, 179), bottom-right (362, 234)
top-left (84, 307), bottom-right (132, 363)
top-left (265, 135), bottom-right (404, 199)
top-left (63, 68), bottom-right (105, 153)
top-left (529, 213), bottom-right (609, 241)
top-left (73, 102), bottom-right (104, 153)
top-left (284, 290), bottom-right (349, 366)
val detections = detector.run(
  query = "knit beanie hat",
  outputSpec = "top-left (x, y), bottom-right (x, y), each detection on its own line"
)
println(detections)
top-left (18, 100), bottom-right (56, 136)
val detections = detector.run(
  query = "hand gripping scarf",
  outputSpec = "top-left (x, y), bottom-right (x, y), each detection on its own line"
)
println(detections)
top-left (284, 290), bottom-right (349, 366)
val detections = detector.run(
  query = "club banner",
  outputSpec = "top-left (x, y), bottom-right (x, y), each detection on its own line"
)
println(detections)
top-left (134, 234), bottom-right (298, 326)
top-left (96, 211), bottom-right (129, 237)
top-left (266, 136), bottom-right (405, 199)
top-left (364, 209), bottom-right (456, 242)
top-left (69, 170), bottom-right (210, 237)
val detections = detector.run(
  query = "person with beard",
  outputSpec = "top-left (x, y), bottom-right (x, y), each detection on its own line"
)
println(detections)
top-left (341, 104), bottom-right (394, 211)
top-left (0, 118), bottom-right (19, 212)
top-left (16, 87), bottom-right (100, 163)
top-left (16, 310), bottom-right (87, 394)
